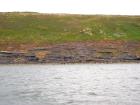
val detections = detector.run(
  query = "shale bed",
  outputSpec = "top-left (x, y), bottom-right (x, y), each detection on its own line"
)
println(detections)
top-left (0, 41), bottom-right (140, 64)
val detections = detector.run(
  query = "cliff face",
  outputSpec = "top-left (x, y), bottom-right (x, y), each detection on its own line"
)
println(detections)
top-left (0, 13), bottom-right (139, 63)
top-left (0, 41), bottom-right (140, 64)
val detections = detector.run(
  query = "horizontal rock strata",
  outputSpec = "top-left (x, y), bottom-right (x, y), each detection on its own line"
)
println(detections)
top-left (0, 42), bottom-right (140, 64)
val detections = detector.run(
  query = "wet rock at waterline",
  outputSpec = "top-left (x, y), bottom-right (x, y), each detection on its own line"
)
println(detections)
top-left (0, 42), bottom-right (140, 64)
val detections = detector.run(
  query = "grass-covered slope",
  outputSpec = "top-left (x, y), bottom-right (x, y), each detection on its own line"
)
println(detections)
top-left (0, 12), bottom-right (140, 45)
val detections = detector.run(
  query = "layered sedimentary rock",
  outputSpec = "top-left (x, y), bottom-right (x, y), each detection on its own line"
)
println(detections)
top-left (0, 41), bottom-right (140, 64)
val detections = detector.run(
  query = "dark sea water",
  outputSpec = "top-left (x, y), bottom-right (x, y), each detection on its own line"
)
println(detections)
top-left (0, 64), bottom-right (140, 105)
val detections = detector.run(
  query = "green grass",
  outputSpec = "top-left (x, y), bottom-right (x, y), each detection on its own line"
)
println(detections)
top-left (0, 12), bottom-right (140, 45)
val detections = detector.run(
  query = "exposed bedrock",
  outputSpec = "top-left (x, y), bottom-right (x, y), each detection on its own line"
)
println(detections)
top-left (0, 42), bottom-right (140, 64)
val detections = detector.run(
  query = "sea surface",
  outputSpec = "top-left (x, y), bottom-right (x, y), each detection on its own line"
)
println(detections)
top-left (0, 64), bottom-right (140, 105)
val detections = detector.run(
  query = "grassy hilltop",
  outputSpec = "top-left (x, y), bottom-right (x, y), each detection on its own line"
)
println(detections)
top-left (0, 12), bottom-right (140, 46)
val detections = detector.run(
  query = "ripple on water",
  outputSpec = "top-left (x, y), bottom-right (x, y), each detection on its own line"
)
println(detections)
top-left (87, 92), bottom-right (97, 96)
top-left (0, 64), bottom-right (140, 105)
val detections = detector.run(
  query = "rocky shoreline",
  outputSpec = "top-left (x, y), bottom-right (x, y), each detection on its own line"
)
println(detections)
top-left (0, 41), bottom-right (140, 64)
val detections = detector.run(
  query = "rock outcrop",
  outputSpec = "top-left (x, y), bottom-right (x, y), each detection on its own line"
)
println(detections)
top-left (0, 41), bottom-right (140, 64)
